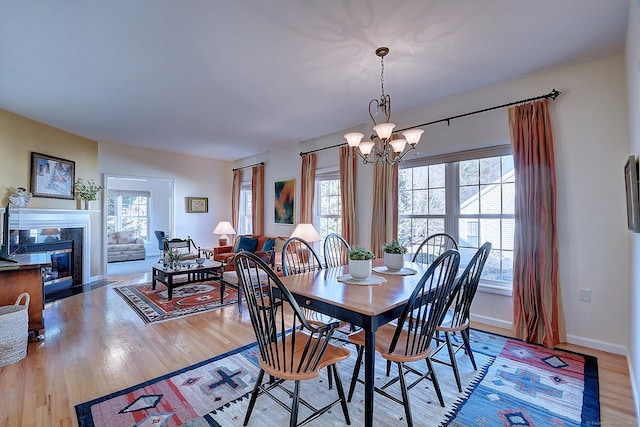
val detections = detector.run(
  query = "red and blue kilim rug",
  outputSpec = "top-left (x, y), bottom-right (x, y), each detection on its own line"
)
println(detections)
top-left (75, 329), bottom-right (599, 426)
top-left (114, 281), bottom-right (238, 323)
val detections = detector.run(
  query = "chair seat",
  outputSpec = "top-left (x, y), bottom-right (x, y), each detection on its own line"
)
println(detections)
top-left (348, 325), bottom-right (434, 363)
top-left (436, 311), bottom-right (469, 333)
top-left (261, 330), bottom-right (351, 381)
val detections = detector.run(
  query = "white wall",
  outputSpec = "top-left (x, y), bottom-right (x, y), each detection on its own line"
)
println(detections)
top-left (98, 142), bottom-right (233, 267)
top-left (626, 0), bottom-right (640, 417)
top-left (236, 53), bottom-right (630, 355)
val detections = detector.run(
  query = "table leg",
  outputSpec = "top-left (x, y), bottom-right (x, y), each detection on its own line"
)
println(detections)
top-left (167, 276), bottom-right (173, 301)
top-left (152, 270), bottom-right (157, 290)
top-left (364, 329), bottom-right (375, 427)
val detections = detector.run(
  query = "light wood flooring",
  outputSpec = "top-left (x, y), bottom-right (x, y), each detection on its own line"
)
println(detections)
top-left (0, 272), bottom-right (637, 426)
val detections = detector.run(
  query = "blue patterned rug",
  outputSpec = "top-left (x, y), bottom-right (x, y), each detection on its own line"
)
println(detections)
top-left (76, 329), bottom-right (599, 426)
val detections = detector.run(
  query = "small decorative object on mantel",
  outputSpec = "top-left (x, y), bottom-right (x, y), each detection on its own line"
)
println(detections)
top-left (348, 246), bottom-right (375, 280)
top-left (8, 187), bottom-right (32, 208)
top-left (75, 178), bottom-right (104, 210)
top-left (382, 239), bottom-right (407, 271)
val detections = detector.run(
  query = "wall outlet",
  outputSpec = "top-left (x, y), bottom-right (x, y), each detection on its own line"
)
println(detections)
top-left (580, 288), bottom-right (591, 302)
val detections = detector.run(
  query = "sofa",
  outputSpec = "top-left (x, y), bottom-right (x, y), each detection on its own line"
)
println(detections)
top-left (107, 230), bottom-right (146, 263)
top-left (213, 234), bottom-right (285, 271)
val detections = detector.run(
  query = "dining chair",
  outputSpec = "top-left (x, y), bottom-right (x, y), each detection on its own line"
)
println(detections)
top-left (281, 237), bottom-right (324, 276)
top-left (154, 230), bottom-right (165, 263)
top-left (347, 249), bottom-right (460, 426)
top-left (234, 251), bottom-right (351, 427)
top-left (433, 242), bottom-right (492, 392)
top-left (411, 233), bottom-right (458, 265)
top-left (323, 233), bottom-right (351, 268)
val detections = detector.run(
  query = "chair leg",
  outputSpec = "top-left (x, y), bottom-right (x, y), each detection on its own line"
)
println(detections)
top-left (386, 360), bottom-right (391, 377)
top-left (237, 284), bottom-right (243, 314)
top-left (243, 368), bottom-right (265, 426)
top-left (426, 358), bottom-right (445, 407)
top-left (347, 346), bottom-right (364, 402)
top-left (327, 364), bottom-right (333, 390)
top-left (331, 363), bottom-right (351, 425)
top-left (445, 332), bottom-right (462, 392)
top-left (290, 380), bottom-right (301, 427)
top-left (397, 362), bottom-right (414, 427)
top-left (461, 328), bottom-right (477, 370)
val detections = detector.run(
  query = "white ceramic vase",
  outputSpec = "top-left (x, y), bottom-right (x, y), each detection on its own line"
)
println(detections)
top-left (349, 259), bottom-right (372, 279)
top-left (384, 253), bottom-right (405, 271)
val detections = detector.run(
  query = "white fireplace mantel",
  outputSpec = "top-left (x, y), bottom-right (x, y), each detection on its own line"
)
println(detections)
top-left (3, 207), bottom-right (95, 284)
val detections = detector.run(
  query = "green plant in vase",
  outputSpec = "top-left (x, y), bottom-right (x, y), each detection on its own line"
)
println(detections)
top-left (382, 239), bottom-right (407, 271)
top-left (348, 246), bottom-right (374, 279)
top-left (75, 178), bottom-right (104, 209)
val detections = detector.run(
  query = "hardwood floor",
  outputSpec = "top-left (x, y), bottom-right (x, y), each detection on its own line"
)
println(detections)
top-left (0, 273), bottom-right (637, 426)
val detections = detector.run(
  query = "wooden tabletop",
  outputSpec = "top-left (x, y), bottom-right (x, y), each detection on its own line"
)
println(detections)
top-left (279, 260), bottom-right (428, 317)
top-left (0, 253), bottom-right (51, 271)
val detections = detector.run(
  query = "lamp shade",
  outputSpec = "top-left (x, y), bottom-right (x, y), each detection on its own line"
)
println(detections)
top-left (213, 221), bottom-right (236, 246)
top-left (290, 223), bottom-right (321, 242)
top-left (213, 221), bottom-right (236, 235)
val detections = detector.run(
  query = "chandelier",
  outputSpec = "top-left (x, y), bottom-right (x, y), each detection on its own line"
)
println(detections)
top-left (344, 47), bottom-right (424, 165)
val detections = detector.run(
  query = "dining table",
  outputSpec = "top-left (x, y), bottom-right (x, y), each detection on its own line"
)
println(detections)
top-left (278, 259), bottom-right (429, 427)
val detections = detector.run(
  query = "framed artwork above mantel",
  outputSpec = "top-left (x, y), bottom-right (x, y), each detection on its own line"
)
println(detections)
top-left (30, 152), bottom-right (75, 200)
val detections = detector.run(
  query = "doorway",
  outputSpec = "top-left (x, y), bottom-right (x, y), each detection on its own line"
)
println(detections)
top-left (103, 174), bottom-right (174, 277)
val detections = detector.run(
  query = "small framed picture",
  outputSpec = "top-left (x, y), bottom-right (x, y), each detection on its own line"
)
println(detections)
top-left (187, 197), bottom-right (208, 213)
top-left (30, 152), bottom-right (76, 200)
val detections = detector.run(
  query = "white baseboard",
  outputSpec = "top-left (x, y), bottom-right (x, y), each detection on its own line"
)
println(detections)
top-left (628, 358), bottom-right (640, 421)
top-left (470, 314), bottom-right (513, 331)
top-left (565, 334), bottom-right (627, 356)
top-left (471, 314), bottom-right (628, 356)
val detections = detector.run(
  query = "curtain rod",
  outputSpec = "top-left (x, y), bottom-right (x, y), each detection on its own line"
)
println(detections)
top-left (300, 88), bottom-right (561, 156)
top-left (232, 161), bottom-right (264, 171)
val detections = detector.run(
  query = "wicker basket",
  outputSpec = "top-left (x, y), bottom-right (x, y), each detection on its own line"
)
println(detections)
top-left (0, 293), bottom-right (30, 368)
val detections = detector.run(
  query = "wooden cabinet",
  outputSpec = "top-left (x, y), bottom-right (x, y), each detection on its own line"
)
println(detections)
top-left (0, 253), bottom-right (50, 338)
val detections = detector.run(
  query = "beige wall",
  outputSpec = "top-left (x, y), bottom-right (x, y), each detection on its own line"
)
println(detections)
top-left (0, 109), bottom-right (102, 275)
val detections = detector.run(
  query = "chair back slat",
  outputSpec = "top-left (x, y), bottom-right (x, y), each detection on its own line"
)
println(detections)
top-left (445, 242), bottom-right (492, 328)
top-left (389, 249), bottom-right (460, 357)
top-left (323, 233), bottom-right (351, 268)
top-left (281, 237), bottom-right (323, 276)
top-left (411, 233), bottom-right (458, 265)
top-left (234, 251), bottom-right (338, 377)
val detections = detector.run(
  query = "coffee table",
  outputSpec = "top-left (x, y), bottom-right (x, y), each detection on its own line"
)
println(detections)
top-left (151, 260), bottom-right (224, 301)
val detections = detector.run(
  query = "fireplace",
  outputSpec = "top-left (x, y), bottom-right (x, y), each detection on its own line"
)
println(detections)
top-left (9, 208), bottom-right (93, 288)
top-left (12, 234), bottom-right (81, 300)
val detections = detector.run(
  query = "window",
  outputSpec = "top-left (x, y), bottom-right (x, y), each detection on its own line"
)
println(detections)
top-left (398, 146), bottom-right (514, 292)
top-left (238, 182), bottom-right (252, 235)
top-left (314, 169), bottom-right (341, 242)
top-left (106, 190), bottom-right (150, 240)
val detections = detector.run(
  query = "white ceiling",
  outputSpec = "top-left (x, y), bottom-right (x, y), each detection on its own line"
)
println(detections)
top-left (0, 1), bottom-right (630, 161)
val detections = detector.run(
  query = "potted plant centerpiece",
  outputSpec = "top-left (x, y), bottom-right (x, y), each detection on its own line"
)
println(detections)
top-left (348, 246), bottom-right (375, 279)
top-left (382, 239), bottom-right (407, 271)
top-left (75, 178), bottom-right (104, 210)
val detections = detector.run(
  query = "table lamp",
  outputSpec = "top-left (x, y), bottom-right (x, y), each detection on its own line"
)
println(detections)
top-left (213, 221), bottom-right (236, 246)
top-left (41, 228), bottom-right (60, 242)
top-left (290, 223), bottom-right (321, 262)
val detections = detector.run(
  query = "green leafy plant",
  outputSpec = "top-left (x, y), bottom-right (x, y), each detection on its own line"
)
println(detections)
top-left (382, 239), bottom-right (407, 254)
top-left (349, 246), bottom-right (374, 261)
top-left (75, 178), bottom-right (104, 201)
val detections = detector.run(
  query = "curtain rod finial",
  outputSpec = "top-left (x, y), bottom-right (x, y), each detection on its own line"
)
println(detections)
top-left (550, 89), bottom-right (561, 100)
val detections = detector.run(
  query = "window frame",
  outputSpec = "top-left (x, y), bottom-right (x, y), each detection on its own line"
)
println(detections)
top-left (314, 167), bottom-right (342, 250)
top-left (399, 145), bottom-right (514, 296)
top-left (238, 181), bottom-right (252, 235)
top-left (106, 190), bottom-right (151, 241)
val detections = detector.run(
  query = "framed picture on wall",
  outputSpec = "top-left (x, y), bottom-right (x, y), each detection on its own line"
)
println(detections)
top-left (274, 179), bottom-right (295, 224)
top-left (30, 152), bottom-right (76, 200)
top-left (625, 155), bottom-right (640, 232)
top-left (187, 197), bottom-right (208, 213)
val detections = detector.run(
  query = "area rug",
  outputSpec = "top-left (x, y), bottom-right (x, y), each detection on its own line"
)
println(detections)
top-left (75, 329), bottom-right (599, 426)
top-left (113, 281), bottom-right (238, 323)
